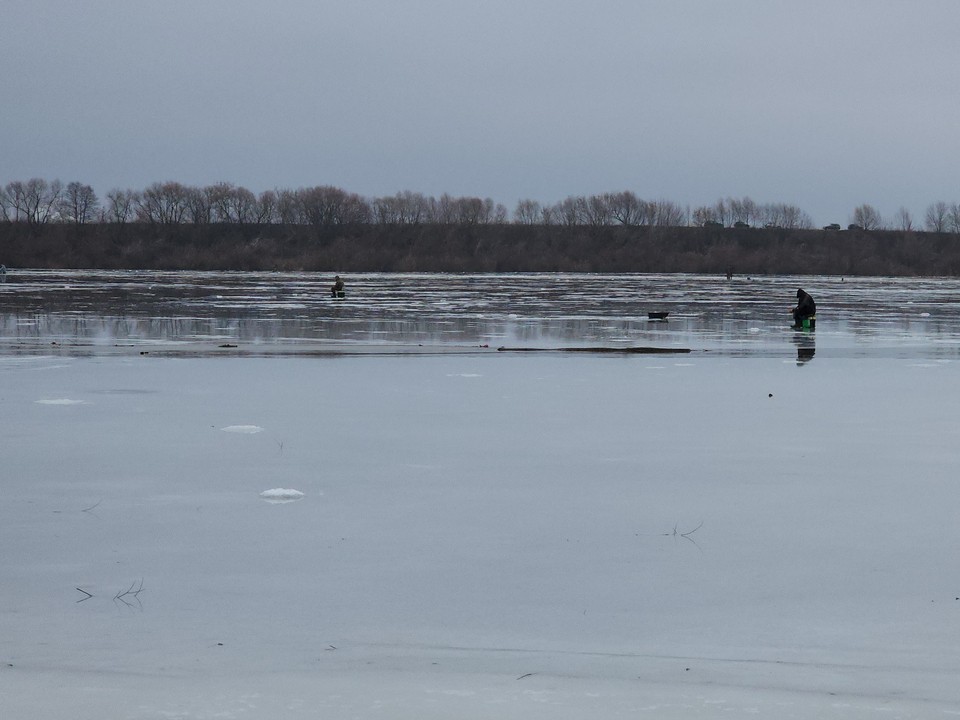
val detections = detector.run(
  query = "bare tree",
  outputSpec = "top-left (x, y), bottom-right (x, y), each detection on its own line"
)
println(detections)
top-left (554, 196), bottom-right (587, 226)
top-left (206, 183), bottom-right (256, 224)
top-left (427, 194), bottom-right (457, 224)
top-left (652, 199), bottom-right (687, 227)
top-left (539, 204), bottom-right (557, 225)
top-left (513, 199), bottom-right (541, 225)
top-left (106, 188), bottom-right (138, 225)
top-left (924, 201), bottom-right (949, 233)
top-left (759, 203), bottom-right (813, 230)
top-left (453, 197), bottom-right (497, 225)
top-left (275, 188), bottom-right (301, 224)
top-left (298, 186), bottom-right (370, 227)
top-left (852, 204), bottom-right (882, 230)
top-left (5, 178), bottom-right (64, 225)
top-left (712, 198), bottom-right (729, 226)
top-left (781, 204), bottom-right (813, 230)
top-left (63, 182), bottom-right (99, 225)
top-left (692, 205), bottom-right (718, 227)
top-left (137, 181), bottom-right (190, 224)
top-left (180, 186), bottom-right (209, 224)
top-left (254, 190), bottom-right (277, 224)
top-left (603, 191), bottom-right (645, 226)
top-left (0, 184), bottom-right (13, 221)
top-left (894, 206), bottom-right (913, 232)
top-left (948, 204), bottom-right (960, 235)
top-left (374, 191), bottom-right (429, 224)
top-left (727, 196), bottom-right (756, 226)
top-left (582, 195), bottom-right (611, 226)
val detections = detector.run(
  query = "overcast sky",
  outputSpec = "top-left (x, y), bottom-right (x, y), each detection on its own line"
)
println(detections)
top-left (3, 0), bottom-right (960, 225)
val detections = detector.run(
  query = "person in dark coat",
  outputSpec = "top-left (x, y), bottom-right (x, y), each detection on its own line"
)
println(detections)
top-left (792, 288), bottom-right (816, 326)
top-left (330, 275), bottom-right (345, 298)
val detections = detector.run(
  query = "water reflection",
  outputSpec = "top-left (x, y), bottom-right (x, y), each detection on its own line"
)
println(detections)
top-left (791, 331), bottom-right (816, 365)
top-left (2, 270), bottom-right (960, 358)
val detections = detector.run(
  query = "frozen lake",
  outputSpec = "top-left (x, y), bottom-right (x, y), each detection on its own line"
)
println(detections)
top-left (2, 272), bottom-right (960, 718)
top-left (3, 270), bottom-right (960, 357)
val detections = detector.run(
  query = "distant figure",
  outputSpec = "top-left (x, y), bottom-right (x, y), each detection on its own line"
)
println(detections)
top-left (0, 265), bottom-right (6, 283)
top-left (792, 288), bottom-right (816, 327)
top-left (331, 275), bottom-right (345, 298)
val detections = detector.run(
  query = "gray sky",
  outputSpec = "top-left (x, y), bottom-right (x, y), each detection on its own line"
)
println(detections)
top-left (3, 0), bottom-right (959, 226)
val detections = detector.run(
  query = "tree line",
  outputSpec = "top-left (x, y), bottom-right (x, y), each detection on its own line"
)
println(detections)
top-left (6, 176), bottom-right (959, 232)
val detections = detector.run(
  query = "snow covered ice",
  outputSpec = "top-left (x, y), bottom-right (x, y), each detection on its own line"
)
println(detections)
top-left (2, 272), bottom-right (960, 718)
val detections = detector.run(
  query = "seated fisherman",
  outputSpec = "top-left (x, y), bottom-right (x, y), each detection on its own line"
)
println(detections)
top-left (330, 275), bottom-right (345, 298)
top-left (792, 288), bottom-right (816, 327)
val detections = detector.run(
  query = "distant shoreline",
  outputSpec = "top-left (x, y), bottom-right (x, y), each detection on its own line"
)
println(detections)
top-left (3, 222), bottom-right (959, 276)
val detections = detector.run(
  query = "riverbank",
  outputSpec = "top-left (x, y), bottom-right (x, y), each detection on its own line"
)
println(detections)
top-left (4, 222), bottom-right (960, 275)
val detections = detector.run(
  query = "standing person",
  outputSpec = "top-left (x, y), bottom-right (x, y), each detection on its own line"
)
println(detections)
top-left (0, 265), bottom-right (6, 283)
top-left (792, 288), bottom-right (816, 327)
top-left (330, 275), bottom-right (345, 298)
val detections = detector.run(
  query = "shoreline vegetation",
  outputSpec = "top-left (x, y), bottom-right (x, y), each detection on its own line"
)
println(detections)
top-left (3, 179), bottom-right (960, 275)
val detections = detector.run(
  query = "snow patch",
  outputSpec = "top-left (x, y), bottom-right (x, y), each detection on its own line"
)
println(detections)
top-left (35, 398), bottom-right (86, 405)
top-left (260, 488), bottom-right (304, 504)
top-left (221, 425), bottom-right (264, 433)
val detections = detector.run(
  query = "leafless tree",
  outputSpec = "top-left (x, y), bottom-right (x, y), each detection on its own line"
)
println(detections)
top-left (298, 186), bottom-right (370, 227)
top-left (894, 207), bottom-right (913, 232)
top-left (948, 204), bottom-right (960, 235)
top-left (539, 204), bottom-right (557, 225)
top-left (582, 195), bottom-right (612, 226)
top-left (852, 204), bottom-right (882, 231)
top-left (426, 194), bottom-right (456, 224)
top-left (712, 198), bottom-right (729, 226)
top-left (781, 204), bottom-right (813, 230)
top-left (374, 191), bottom-right (429, 224)
top-left (759, 203), bottom-right (812, 230)
top-left (727, 196), bottom-right (756, 226)
top-left (453, 197), bottom-right (499, 225)
top-left (63, 182), bottom-right (99, 224)
top-left (603, 191), bottom-right (645, 226)
top-left (137, 181), bottom-right (190, 224)
top-left (924, 201), bottom-right (949, 233)
top-left (105, 188), bottom-right (138, 225)
top-left (254, 190), bottom-right (277, 224)
top-left (692, 205), bottom-right (718, 227)
top-left (0, 184), bottom-right (12, 221)
top-left (4, 178), bottom-right (64, 224)
top-left (207, 183), bottom-right (257, 224)
top-left (554, 196), bottom-right (587, 226)
top-left (275, 188), bottom-right (301, 224)
top-left (651, 199), bottom-right (687, 227)
top-left (513, 199), bottom-right (541, 225)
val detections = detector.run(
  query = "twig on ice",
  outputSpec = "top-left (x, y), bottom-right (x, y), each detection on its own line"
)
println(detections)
top-left (81, 499), bottom-right (102, 514)
top-left (114, 578), bottom-right (145, 608)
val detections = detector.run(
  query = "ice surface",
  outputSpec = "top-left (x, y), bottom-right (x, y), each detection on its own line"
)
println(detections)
top-left (2, 273), bottom-right (960, 718)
